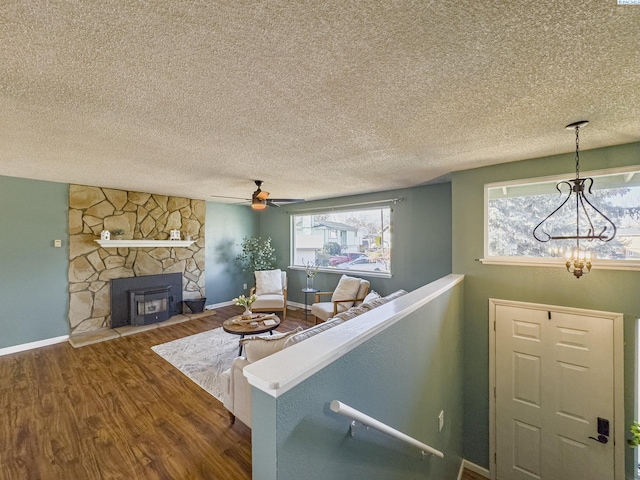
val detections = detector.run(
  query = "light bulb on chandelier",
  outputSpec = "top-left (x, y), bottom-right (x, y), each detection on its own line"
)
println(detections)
top-left (565, 248), bottom-right (592, 279)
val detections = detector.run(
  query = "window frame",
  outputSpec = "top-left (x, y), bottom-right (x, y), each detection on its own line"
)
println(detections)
top-left (482, 165), bottom-right (640, 271)
top-left (288, 205), bottom-right (393, 279)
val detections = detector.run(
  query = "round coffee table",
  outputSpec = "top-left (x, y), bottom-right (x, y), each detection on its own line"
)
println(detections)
top-left (223, 314), bottom-right (281, 356)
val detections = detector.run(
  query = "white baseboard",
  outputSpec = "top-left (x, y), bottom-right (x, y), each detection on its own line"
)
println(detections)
top-left (287, 300), bottom-right (307, 310)
top-left (0, 335), bottom-right (69, 357)
top-left (206, 300), bottom-right (310, 311)
top-left (204, 300), bottom-right (235, 309)
top-left (460, 459), bottom-right (490, 479)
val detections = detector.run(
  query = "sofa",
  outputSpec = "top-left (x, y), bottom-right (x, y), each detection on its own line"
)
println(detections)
top-left (221, 288), bottom-right (408, 427)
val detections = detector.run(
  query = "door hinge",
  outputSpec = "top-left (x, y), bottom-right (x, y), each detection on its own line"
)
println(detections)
top-left (548, 311), bottom-right (551, 320)
top-left (494, 386), bottom-right (496, 398)
top-left (495, 452), bottom-right (497, 464)
top-left (493, 320), bottom-right (496, 331)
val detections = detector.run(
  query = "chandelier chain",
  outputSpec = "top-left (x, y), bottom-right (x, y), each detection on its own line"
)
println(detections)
top-left (575, 126), bottom-right (580, 180)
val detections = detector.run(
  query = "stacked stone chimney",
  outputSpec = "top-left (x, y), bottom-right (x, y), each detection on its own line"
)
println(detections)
top-left (68, 185), bottom-right (205, 335)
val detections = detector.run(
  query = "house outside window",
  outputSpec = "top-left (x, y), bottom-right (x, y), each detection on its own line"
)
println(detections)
top-left (484, 166), bottom-right (640, 269)
top-left (291, 207), bottom-right (391, 275)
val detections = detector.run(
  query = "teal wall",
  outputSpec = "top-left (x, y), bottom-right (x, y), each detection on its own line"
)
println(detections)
top-left (451, 142), bottom-right (640, 475)
top-left (259, 183), bottom-right (452, 304)
top-left (0, 175), bottom-right (69, 348)
top-left (205, 201), bottom-right (260, 304)
top-left (252, 279), bottom-right (465, 480)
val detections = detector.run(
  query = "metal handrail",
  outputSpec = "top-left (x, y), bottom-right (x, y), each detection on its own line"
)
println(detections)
top-left (329, 400), bottom-right (444, 458)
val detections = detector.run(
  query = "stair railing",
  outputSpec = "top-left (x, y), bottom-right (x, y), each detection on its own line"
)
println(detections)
top-left (329, 400), bottom-right (444, 459)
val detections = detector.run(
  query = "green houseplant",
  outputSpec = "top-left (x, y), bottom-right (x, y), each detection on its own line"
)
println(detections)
top-left (629, 421), bottom-right (640, 448)
top-left (235, 236), bottom-right (276, 272)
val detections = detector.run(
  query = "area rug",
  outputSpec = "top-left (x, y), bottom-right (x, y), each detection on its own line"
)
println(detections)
top-left (151, 327), bottom-right (268, 402)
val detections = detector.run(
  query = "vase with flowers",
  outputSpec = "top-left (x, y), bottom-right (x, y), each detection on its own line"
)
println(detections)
top-left (233, 294), bottom-right (258, 319)
top-left (303, 259), bottom-right (319, 290)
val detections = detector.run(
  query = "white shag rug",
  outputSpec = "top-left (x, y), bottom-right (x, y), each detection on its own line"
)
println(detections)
top-left (151, 327), bottom-right (269, 402)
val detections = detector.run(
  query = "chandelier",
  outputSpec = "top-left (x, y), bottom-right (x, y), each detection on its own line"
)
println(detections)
top-left (532, 121), bottom-right (617, 278)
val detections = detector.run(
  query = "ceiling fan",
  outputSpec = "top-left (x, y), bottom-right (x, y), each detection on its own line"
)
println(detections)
top-left (211, 180), bottom-right (305, 210)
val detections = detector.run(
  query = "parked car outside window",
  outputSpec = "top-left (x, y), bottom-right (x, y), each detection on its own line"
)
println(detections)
top-left (329, 252), bottom-right (367, 266)
top-left (337, 256), bottom-right (388, 272)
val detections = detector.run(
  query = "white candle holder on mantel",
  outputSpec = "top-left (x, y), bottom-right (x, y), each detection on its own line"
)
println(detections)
top-left (170, 229), bottom-right (181, 240)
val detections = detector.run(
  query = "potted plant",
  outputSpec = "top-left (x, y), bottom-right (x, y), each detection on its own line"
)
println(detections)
top-left (629, 421), bottom-right (640, 447)
top-left (233, 294), bottom-right (258, 319)
top-left (303, 258), bottom-right (319, 290)
top-left (235, 236), bottom-right (276, 272)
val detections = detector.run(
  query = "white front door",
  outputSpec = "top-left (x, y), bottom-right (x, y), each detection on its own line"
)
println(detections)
top-left (492, 301), bottom-right (623, 480)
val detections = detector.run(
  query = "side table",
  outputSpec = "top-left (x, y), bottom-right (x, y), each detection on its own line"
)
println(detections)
top-left (301, 288), bottom-right (319, 320)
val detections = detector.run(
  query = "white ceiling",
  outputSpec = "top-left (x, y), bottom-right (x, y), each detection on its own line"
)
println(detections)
top-left (0, 1), bottom-right (639, 204)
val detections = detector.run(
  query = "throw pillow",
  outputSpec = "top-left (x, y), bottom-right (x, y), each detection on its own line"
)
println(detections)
top-left (331, 275), bottom-right (362, 311)
top-left (240, 326), bottom-right (303, 363)
top-left (255, 269), bottom-right (282, 295)
top-left (283, 318), bottom-right (344, 349)
top-left (363, 290), bottom-right (381, 303)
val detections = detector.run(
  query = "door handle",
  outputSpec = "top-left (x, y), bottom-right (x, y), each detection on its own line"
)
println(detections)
top-left (589, 435), bottom-right (608, 444)
top-left (588, 417), bottom-right (610, 444)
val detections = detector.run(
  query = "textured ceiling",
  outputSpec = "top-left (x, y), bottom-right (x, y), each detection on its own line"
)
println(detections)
top-left (0, 1), bottom-right (639, 203)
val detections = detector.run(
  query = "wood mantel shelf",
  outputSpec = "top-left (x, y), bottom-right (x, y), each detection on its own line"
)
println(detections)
top-left (95, 239), bottom-right (196, 248)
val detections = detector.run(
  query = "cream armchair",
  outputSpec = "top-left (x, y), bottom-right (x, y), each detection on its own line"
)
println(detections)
top-left (311, 275), bottom-right (370, 324)
top-left (250, 269), bottom-right (287, 320)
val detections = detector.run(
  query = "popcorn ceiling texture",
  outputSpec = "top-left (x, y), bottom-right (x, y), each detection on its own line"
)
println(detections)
top-left (68, 185), bottom-right (205, 335)
top-left (0, 1), bottom-right (638, 202)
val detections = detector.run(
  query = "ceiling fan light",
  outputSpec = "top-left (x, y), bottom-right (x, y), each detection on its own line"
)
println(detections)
top-left (252, 198), bottom-right (267, 210)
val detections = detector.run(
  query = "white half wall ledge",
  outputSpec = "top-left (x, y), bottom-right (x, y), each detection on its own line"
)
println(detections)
top-left (243, 273), bottom-right (464, 398)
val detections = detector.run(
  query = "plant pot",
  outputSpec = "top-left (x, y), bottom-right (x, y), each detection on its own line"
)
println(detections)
top-left (184, 298), bottom-right (207, 313)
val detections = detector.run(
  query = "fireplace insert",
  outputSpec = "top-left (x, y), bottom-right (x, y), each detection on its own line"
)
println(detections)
top-left (110, 273), bottom-right (183, 328)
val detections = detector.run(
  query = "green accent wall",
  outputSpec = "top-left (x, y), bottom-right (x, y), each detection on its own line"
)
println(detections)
top-left (252, 279), bottom-right (465, 479)
top-left (259, 183), bottom-right (452, 303)
top-left (451, 142), bottom-right (640, 475)
top-left (0, 175), bottom-right (69, 348)
top-left (205, 201), bottom-right (260, 304)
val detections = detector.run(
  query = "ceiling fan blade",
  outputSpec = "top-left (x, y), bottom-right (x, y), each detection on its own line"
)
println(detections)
top-left (268, 198), bottom-right (305, 203)
top-left (210, 195), bottom-right (251, 201)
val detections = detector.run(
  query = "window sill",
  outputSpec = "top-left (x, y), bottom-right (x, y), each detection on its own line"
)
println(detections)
top-left (288, 265), bottom-right (392, 279)
top-left (479, 257), bottom-right (640, 271)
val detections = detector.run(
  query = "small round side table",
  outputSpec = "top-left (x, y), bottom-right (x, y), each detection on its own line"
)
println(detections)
top-left (301, 288), bottom-right (319, 320)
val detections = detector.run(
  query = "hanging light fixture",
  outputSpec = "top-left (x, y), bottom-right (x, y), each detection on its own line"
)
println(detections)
top-left (532, 120), bottom-right (617, 278)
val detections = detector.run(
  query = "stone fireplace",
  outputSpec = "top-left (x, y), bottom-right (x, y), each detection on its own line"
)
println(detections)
top-left (68, 185), bottom-right (206, 336)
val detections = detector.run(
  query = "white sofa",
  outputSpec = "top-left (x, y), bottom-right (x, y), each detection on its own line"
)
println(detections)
top-left (220, 289), bottom-right (408, 427)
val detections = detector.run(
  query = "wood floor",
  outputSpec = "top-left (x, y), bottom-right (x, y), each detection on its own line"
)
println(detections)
top-left (0, 305), bottom-right (486, 480)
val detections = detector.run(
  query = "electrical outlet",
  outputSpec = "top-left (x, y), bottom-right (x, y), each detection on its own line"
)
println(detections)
top-left (438, 410), bottom-right (444, 432)
top-left (243, 283), bottom-right (247, 290)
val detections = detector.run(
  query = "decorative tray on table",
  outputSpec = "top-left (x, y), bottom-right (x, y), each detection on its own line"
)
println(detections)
top-left (230, 313), bottom-right (278, 325)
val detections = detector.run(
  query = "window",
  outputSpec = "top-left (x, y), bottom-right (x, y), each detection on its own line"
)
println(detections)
top-left (292, 207), bottom-right (391, 275)
top-left (485, 167), bottom-right (640, 266)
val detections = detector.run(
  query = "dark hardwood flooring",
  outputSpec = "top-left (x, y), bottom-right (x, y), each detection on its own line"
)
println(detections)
top-left (0, 305), bottom-right (485, 479)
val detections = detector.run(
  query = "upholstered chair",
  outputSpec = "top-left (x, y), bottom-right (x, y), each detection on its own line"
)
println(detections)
top-left (250, 269), bottom-right (287, 320)
top-left (311, 274), bottom-right (370, 324)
